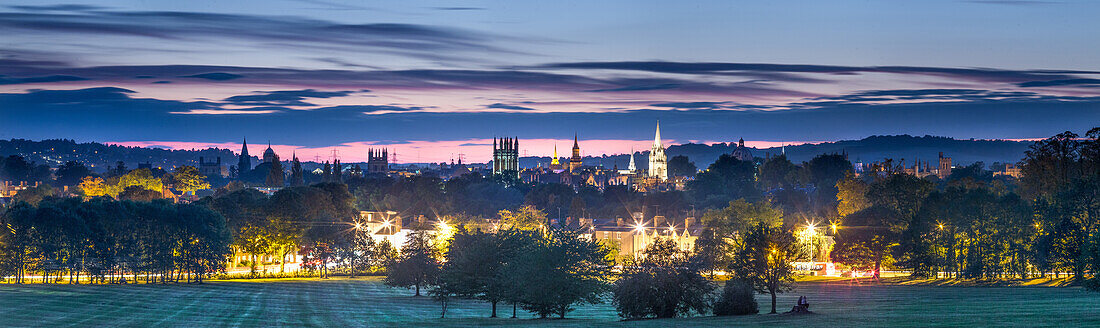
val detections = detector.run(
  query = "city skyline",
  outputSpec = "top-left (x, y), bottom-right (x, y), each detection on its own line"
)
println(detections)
top-left (2, 1), bottom-right (1099, 163)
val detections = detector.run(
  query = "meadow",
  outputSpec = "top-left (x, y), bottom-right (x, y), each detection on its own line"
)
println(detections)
top-left (1, 276), bottom-right (1098, 327)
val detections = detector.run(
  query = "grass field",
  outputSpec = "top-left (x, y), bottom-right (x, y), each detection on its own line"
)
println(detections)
top-left (2, 277), bottom-right (1099, 327)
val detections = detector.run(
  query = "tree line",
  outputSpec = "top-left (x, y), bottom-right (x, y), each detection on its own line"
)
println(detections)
top-left (830, 128), bottom-right (1100, 287)
top-left (0, 198), bottom-right (230, 284)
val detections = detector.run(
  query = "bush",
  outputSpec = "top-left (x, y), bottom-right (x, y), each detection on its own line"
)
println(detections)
top-left (713, 279), bottom-right (758, 316)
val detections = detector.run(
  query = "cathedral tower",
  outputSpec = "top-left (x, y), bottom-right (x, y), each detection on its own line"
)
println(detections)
top-left (368, 148), bottom-right (389, 174)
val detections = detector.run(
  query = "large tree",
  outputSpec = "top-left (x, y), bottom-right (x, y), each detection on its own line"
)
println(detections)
top-left (612, 238), bottom-right (714, 319)
top-left (385, 230), bottom-right (441, 296)
top-left (500, 228), bottom-right (612, 318)
top-left (729, 222), bottom-right (801, 314)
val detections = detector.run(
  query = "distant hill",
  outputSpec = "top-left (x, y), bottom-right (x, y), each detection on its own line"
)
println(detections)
top-left (3, 135), bottom-right (1035, 173)
top-left (0, 139), bottom-right (236, 172)
top-left (523, 135), bottom-right (1035, 170)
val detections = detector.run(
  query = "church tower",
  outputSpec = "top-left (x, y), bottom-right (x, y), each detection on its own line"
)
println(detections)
top-left (569, 133), bottom-right (583, 172)
top-left (648, 121), bottom-right (668, 181)
top-left (368, 148), bottom-right (389, 174)
top-left (493, 137), bottom-right (519, 178)
top-left (237, 137), bottom-right (252, 176)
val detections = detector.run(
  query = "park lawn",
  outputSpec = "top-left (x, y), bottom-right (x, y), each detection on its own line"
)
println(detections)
top-left (1, 276), bottom-right (1099, 327)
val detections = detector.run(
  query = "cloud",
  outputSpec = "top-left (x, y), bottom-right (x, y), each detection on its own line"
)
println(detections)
top-left (0, 74), bottom-right (87, 84)
top-left (649, 101), bottom-right (728, 109)
top-left (0, 10), bottom-right (509, 63)
top-left (181, 72), bottom-right (244, 81)
top-left (6, 4), bottom-right (106, 11)
top-left (1018, 78), bottom-right (1100, 87)
top-left (223, 89), bottom-right (355, 106)
top-left (537, 61), bottom-right (1097, 84)
top-left (433, 7), bottom-right (486, 11)
top-left (487, 103), bottom-right (536, 111)
top-left (589, 83), bottom-right (680, 92)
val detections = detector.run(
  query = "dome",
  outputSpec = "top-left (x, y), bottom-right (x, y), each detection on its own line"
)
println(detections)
top-left (731, 138), bottom-right (753, 162)
top-left (262, 144), bottom-right (277, 163)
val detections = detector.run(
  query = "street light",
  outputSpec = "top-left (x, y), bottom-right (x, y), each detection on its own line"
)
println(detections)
top-left (633, 221), bottom-right (646, 258)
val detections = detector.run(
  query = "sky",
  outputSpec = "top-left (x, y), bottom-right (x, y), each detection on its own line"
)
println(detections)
top-left (1, 0), bottom-right (1098, 163)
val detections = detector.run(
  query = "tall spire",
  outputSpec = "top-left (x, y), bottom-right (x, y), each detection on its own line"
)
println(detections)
top-left (628, 147), bottom-right (636, 171)
top-left (573, 132), bottom-right (579, 149)
top-left (653, 120), bottom-right (662, 148)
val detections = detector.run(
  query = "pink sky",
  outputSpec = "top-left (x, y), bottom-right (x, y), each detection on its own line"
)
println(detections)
top-left (109, 139), bottom-right (825, 164)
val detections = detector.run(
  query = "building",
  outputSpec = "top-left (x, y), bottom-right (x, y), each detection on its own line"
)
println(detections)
top-left (586, 215), bottom-right (700, 260)
top-left (549, 145), bottom-right (563, 171)
top-left (367, 148), bottom-right (389, 174)
top-left (619, 149), bottom-right (638, 175)
top-left (569, 133), bottom-right (583, 172)
top-left (198, 156), bottom-right (226, 177)
top-left (648, 121), bottom-right (668, 181)
top-left (262, 142), bottom-right (277, 164)
top-left (493, 137), bottom-right (519, 177)
top-left (938, 152), bottom-right (953, 178)
top-left (996, 163), bottom-right (1023, 178)
top-left (237, 138), bottom-right (252, 175)
top-left (731, 138), bottom-right (753, 162)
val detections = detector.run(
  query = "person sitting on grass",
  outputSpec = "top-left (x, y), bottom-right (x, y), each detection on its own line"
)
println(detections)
top-left (797, 296), bottom-right (809, 311)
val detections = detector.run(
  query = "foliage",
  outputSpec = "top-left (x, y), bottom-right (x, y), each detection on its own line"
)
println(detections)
top-left (0, 198), bottom-right (231, 284)
top-left (668, 155), bottom-right (697, 177)
top-left (77, 176), bottom-right (108, 198)
top-left (612, 239), bottom-right (714, 319)
top-left (687, 154), bottom-right (760, 209)
top-left (713, 279), bottom-right (759, 316)
top-left (729, 222), bottom-right (801, 314)
top-left (499, 228), bottom-right (613, 319)
top-left (106, 168), bottom-right (163, 198)
top-left (498, 205), bottom-right (547, 230)
top-left (170, 165), bottom-right (211, 194)
top-left (385, 230), bottom-right (441, 296)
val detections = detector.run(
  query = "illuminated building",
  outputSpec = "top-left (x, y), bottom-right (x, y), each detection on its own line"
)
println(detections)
top-left (648, 121), bottom-right (668, 181)
top-left (493, 137), bottom-right (519, 177)
top-left (570, 133), bottom-right (583, 171)
top-left (367, 148), bottom-right (389, 174)
top-left (549, 144), bottom-right (563, 171)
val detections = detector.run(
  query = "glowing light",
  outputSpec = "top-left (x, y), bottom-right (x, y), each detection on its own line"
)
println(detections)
top-left (938, 223), bottom-right (944, 231)
top-left (382, 220), bottom-right (392, 228)
top-left (633, 221), bottom-right (646, 233)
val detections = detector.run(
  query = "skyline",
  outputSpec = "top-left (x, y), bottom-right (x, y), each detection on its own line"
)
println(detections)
top-left (2, 1), bottom-right (1099, 163)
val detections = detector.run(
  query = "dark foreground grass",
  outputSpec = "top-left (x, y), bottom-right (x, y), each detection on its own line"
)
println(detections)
top-left (1, 277), bottom-right (1099, 327)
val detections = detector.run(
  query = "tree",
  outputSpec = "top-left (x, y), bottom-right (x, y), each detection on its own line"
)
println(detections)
top-left (118, 185), bottom-right (162, 202)
top-left (170, 166), bottom-right (210, 195)
top-left (498, 205), bottom-right (547, 230)
top-left (758, 154), bottom-right (799, 190)
top-left (729, 222), bottom-right (801, 314)
top-left (713, 279), bottom-right (759, 316)
top-left (438, 228), bottom-right (508, 317)
top-left (500, 228), bottom-right (612, 318)
top-left (835, 173), bottom-right (870, 217)
top-left (668, 155), bottom-right (697, 177)
top-left (385, 230), bottom-right (441, 296)
top-left (803, 153), bottom-right (854, 213)
top-left (290, 156), bottom-right (305, 186)
top-left (108, 168), bottom-right (163, 198)
top-left (687, 154), bottom-right (760, 209)
top-left (77, 176), bottom-right (108, 198)
top-left (1020, 131), bottom-right (1081, 200)
top-left (266, 155), bottom-right (284, 187)
top-left (55, 161), bottom-right (92, 187)
top-left (12, 184), bottom-right (56, 206)
top-left (612, 238), bottom-right (714, 319)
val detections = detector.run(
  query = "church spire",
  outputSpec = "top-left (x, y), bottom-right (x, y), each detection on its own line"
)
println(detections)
top-left (653, 120), bottom-right (662, 148)
top-left (628, 147), bottom-right (636, 171)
